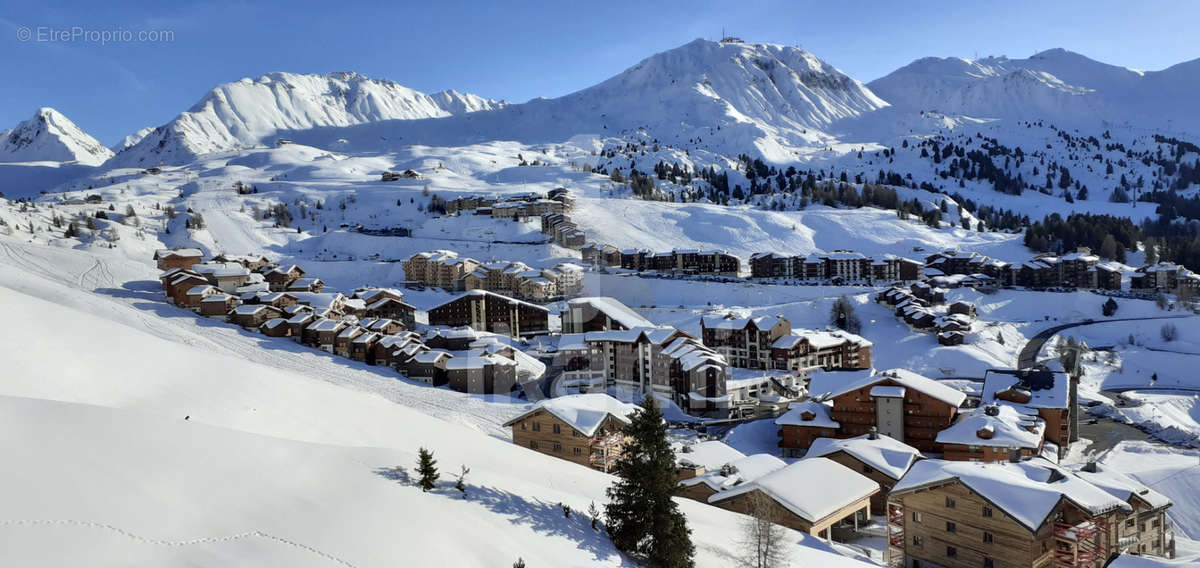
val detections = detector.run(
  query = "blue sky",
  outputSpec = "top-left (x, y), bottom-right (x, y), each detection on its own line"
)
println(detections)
top-left (2, 0), bottom-right (1197, 146)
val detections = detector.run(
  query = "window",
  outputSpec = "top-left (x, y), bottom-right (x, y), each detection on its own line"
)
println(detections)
top-left (947, 546), bottom-right (957, 558)
top-left (912, 535), bottom-right (923, 546)
top-left (984, 559), bottom-right (994, 568)
top-left (573, 430), bottom-right (581, 437)
top-left (946, 497), bottom-right (957, 508)
top-left (946, 521), bottom-right (956, 533)
top-left (520, 422), bottom-right (526, 430)
top-left (530, 441), bottom-right (539, 450)
top-left (983, 532), bottom-right (994, 544)
top-left (983, 506), bottom-right (993, 518)
top-left (573, 447), bottom-right (582, 456)
top-left (912, 511), bottom-right (923, 523)
top-left (1126, 519), bottom-right (1136, 528)
top-left (553, 442), bottom-right (562, 453)
top-left (552, 423), bottom-right (561, 434)
top-left (532, 421), bottom-right (541, 432)
top-left (862, 465), bottom-right (875, 474)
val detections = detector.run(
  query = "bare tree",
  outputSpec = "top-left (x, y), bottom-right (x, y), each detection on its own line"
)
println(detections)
top-left (738, 491), bottom-right (788, 568)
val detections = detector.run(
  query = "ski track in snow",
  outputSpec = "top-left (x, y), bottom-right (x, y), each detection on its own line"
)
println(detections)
top-left (0, 519), bottom-right (359, 567)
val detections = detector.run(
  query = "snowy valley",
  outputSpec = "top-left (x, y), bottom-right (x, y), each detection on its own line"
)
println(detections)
top-left (2, 35), bottom-right (1200, 568)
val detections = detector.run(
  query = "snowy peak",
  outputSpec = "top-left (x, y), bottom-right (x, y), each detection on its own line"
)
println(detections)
top-left (0, 108), bottom-right (114, 166)
top-left (576, 38), bottom-right (886, 129)
top-left (110, 126), bottom-right (155, 153)
top-left (111, 72), bottom-right (506, 166)
top-left (869, 48), bottom-right (1199, 130)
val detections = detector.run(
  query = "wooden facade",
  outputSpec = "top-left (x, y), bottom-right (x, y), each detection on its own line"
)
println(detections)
top-left (507, 410), bottom-right (627, 472)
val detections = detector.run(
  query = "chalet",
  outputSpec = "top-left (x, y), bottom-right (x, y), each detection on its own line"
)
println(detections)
top-left (154, 248), bottom-right (203, 271)
top-left (199, 293), bottom-right (239, 317)
top-left (806, 431), bottom-right (923, 511)
top-left (1094, 262), bottom-right (1124, 291)
top-left (445, 350), bottom-right (519, 394)
top-left (679, 453), bottom-right (787, 504)
top-left (982, 368), bottom-right (1073, 455)
top-left (700, 314), bottom-right (791, 369)
top-left (286, 277), bottom-right (324, 293)
top-left (1072, 461), bottom-right (1175, 559)
top-left (770, 328), bottom-right (873, 371)
top-left (888, 458), bottom-right (1173, 568)
top-left (776, 401), bottom-right (840, 457)
top-left (260, 318), bottom-right (291, 338)
top-left (708, 458), bottom-right (879, 540)
top-left (212, 253), bottom-right (271, 270)
top-left (192, 264), bottom-right (252, 293)
top-left (348, 331), bottom-right (382, 363)
top-left (289, 292), bottom-right (347, 316)
top-left (801, 369), bottom-right (968, 453)
top-left (503, 394), bottom-right (640, 472)
top-left (229, 304), bottom-right (283, 329)
top-left (334, 325), bottom-right (366, 358)
top-left (937, 331), bottom-right (966, 346)
top-left (937, 403), bottom-right (1046, 462)
top-left (405, 350), bottom-right (453, 385)
top-left (257, 292), bottom-right (298, 309)
top-left (182, 284), bottom-right (218, 310)
top-left (361, 317), bottom-right (405, 336)
top-left (264, 265), bottom-right (305, 292)
top-left (561, 296), bottom-right (654, 333)
top-left (164, 273), bottom-right (210, 305)
top-left (427, 290), bottom-right (550, 338)
top-left (373, 332), bottom-right (427, 369)
top-left (306, 318), bottom-right (349, 352)
top-left (948, 301), bottom-right (977, 318)
top-left (284, 311), bottom-right (316, 340)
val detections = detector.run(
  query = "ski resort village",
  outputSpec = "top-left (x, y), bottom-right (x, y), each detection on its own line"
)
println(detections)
top-left (3, 8), bottom-right (1200, 568)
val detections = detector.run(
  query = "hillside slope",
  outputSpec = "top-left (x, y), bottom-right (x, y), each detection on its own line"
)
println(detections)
top-left (0, 238), bottom-right (873, 568)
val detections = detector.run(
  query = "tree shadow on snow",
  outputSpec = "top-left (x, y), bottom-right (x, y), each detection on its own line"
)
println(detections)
top-left (371, 470), bottom-right (629, 565)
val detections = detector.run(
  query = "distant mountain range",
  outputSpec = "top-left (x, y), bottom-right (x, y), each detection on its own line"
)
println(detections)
top-left (4, 40), bottom-right (1198, 169)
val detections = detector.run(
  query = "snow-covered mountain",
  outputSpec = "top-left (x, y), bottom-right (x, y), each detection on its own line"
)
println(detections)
top-left (0, 108), bottom-right (114, 166)
top-left (289, 39), bottom-right (889, 162)
top-left (110, 126), bottom-right (155, 153)
top-left (869, 48), bottom-right (1200, 132)
top-left (110, 72), bottom-right (507, 167)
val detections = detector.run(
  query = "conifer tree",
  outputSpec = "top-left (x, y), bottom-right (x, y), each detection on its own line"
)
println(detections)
top-left (605, 395), bottom-right (695, 568)
top-left (416, 447), bottom-right (439, 492)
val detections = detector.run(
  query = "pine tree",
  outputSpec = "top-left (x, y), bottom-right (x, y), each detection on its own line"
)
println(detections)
top-left (829, 296), bottom-right (862, 334)
top-left (416, 447), bottom-right (439, 492)
top-left (605, 395), bottom-right (695, 568)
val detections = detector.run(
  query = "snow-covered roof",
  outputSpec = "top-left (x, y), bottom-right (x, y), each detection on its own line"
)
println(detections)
top-left (675, 440), bottom-right (746, 471)
top-left (701, 314), bottom-right (784, 331)
top-left (502, 393), bottom-right (641, 437)
top-left (289, 292), bottom-right (344, 310)
top-left (155, 248), bottom-right (202, 259)
top-left (433, 289), bottom-right (549, 312)
top-left (982, 369), bottom-right (1069, 409)
top-left (935, 404), bottom-right (1045, 450)
top-left (682, 453), bottom-right (787, 493)
top-left (566, 296), bottom-right (654, 329)
top-left (774, 401), bottom-right (839, 429)
top-left (232, 304), bottom-right (273, 315)
top-left (892, 459), bottom-right (1131, 532)
top-left (186, 285), bottom-right (214, 296)
top-left (806, 434), bottom-right (923, 480)
top-left (813, 369), bottom-right (967, 408)
top-left (1070, 463), bottom-right (1171, 511)
top-left (709, 458), bottom-right (878, 523)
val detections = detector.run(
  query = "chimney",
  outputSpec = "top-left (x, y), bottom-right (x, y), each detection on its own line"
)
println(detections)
top-left (1082, 461), bottom-right (1098, 473)
top-left (868, 426), bottom-right (879, 440)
